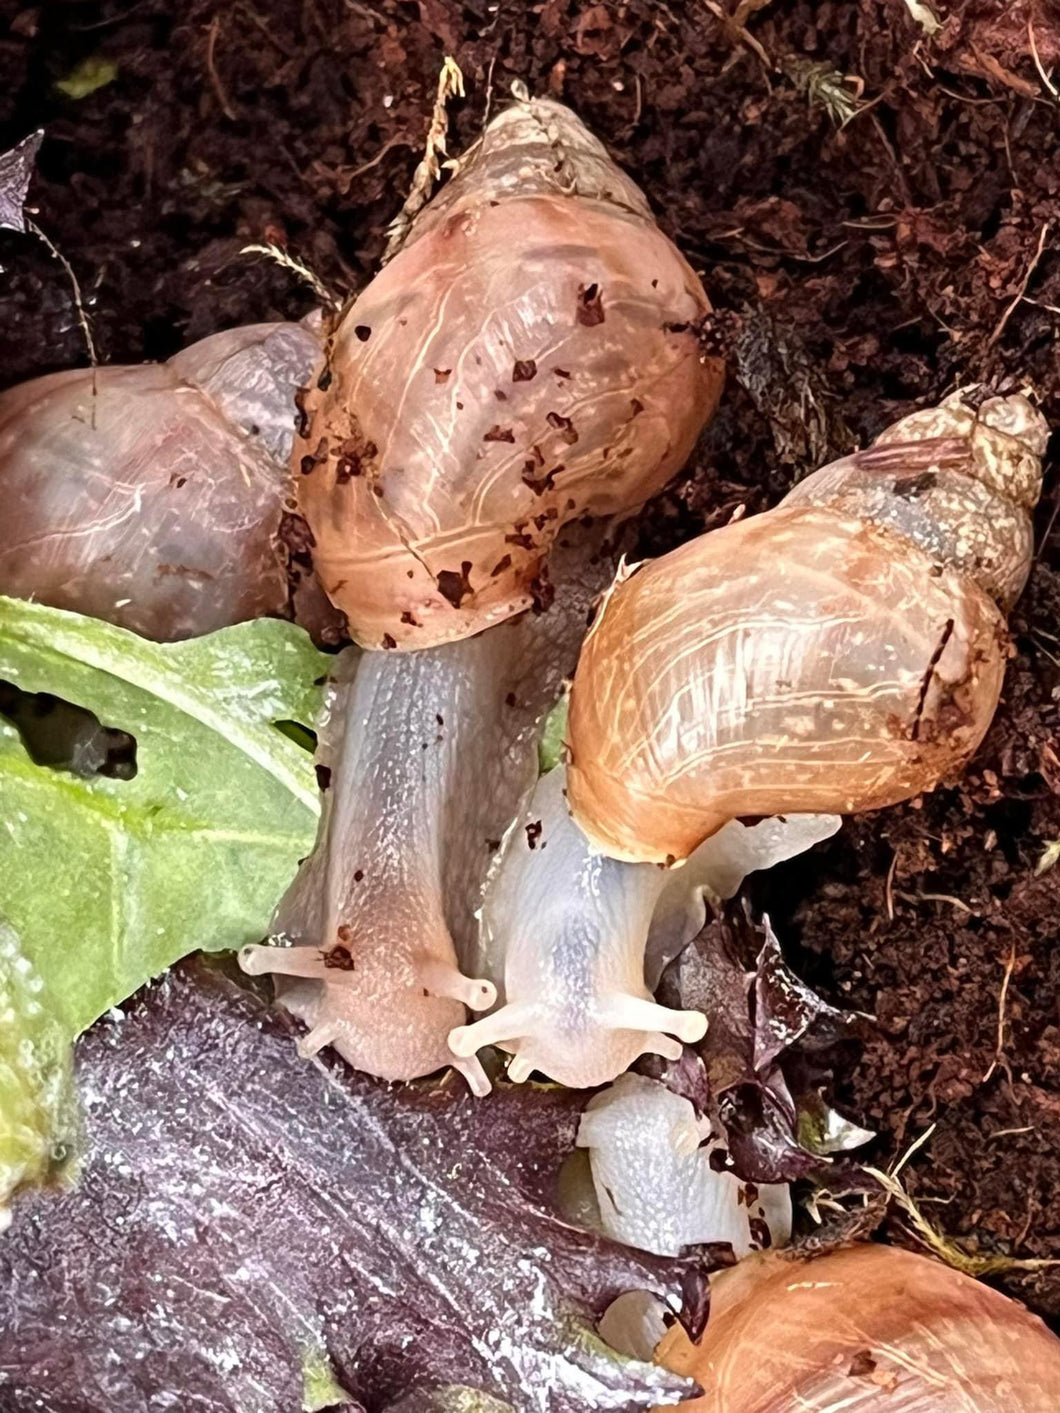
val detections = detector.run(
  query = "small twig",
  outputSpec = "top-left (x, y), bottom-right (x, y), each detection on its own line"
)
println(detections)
top-left (842, 217), bottom-right (899, 230)
top-left (932, 82), bottom-right (1006, 107)
top-left (1028, 15), bottom-right (1060, 103)
top-left (989, 1125), bottom-right (1035, 1140)
top-left (240, 242), bottom-right (339, 310)
top-left (383, 56), bottom-right (465, 264)
top-left (866, 1159), bottom-right (1060, 1276)
top-left (237, 4), bottom-right (297, 57)
top-left (731, 234), bottom-right (850, 264)
top-left (981, 939), bottom-right (1018, 1084)
top-left (25, 217), bottom-right (98, 371)
top-left (884, 848), bottom-right (899, 922)
top-left (483, 53), bottom-right (497, 129)
top-left (702, 0), bottom-right (774, 75)
top-left (333, 135), bottom-right (408, 192)
top-left (1022, 295), bottom-right (1060, 315)
top-left (343, 0), bottom-right (386, 21)
top-left (1033, 490), bottom-right (1060, 565)
top-left (895, 890), bottom-right (976, 915)
top-left (869, 110), bottom-right (912, 205)
top-left (865, 1123), bottom-right (1060, 1276)
top-left (985, 220), bottom-right (1051, 352)
top-left (892, 1122), bottom-right (936, 1180)
top-left (1031, 633), bottom-right (1060, 668)
top-left (205, 15), bottom-right (239, 122)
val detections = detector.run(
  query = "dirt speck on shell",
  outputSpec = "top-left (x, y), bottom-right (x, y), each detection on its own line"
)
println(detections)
top-left (3, 0), bottom-right (1060, 1319)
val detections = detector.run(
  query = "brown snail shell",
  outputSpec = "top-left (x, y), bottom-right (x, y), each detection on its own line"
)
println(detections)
top-left (0, 321), bottom-right (319, 641)
top-left (655, 1244), bottom-right (1060, 1412)
top-left (567, 390), bottom-right (1048, 864)
top-left (296, 96), bottom-right (724, 651)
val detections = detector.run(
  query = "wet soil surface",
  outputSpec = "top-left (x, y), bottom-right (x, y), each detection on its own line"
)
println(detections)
top-left (3, 0), bottom-right (1060, 1316)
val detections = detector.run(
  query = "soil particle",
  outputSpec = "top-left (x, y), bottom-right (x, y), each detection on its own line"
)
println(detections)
top-left (4, 0), bottom-right (1060, 1323)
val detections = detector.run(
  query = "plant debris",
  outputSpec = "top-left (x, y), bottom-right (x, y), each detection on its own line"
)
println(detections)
top-left (0, 600), bottom-right (325, 1035)
top-left (644, 907), bottom-right (869, 1185)
top-left (0, 130), bottom-right (41, 234)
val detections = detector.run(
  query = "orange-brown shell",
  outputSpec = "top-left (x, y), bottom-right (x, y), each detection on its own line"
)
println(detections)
top-left (567, 506), bottom-right (1007, 863)
top-left (567, 390), bottom-right (1046, 864)
top-left (296, 98), bottom-right (723, 650)
top-left (656, 1245), bottom-right (1060, 1412)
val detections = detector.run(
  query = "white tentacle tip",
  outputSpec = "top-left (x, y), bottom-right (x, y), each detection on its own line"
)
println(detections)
top-left (446, 1024), bottom-right (479, 1059)
top-left (452, 1053), bottom-right (492, 1097)
top-left (238, 943), bottom-right (269, 976)
top-left (296, 1021), bottom-right (339, 1060)
top-left (672, 1009), bottom-right (708, 1044)
top-left (506, 1054), bottom-right (536, 1084)
top-left (469, 979), bottom-right (498, 1012)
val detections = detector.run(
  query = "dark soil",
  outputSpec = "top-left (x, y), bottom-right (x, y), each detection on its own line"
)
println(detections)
top-left (3, 0), bottom-right (1060, 1318)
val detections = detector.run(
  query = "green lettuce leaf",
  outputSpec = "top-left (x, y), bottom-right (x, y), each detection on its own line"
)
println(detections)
top-left (0, 596), bottom-right (327, 1037)
top-left (538, 689), bottom-right (569, 774)
top-left (0, 920), bottom-right (78, 1211)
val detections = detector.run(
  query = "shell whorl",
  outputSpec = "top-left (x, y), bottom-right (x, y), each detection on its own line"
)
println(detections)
top-left (783, 389), bottom-right (1048, 608)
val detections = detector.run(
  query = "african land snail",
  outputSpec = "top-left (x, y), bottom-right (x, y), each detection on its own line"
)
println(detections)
top-left (449, 388), bottom-right (1047, 1090)
top-left (0, 320), bottom-right (321, 641)
top-left (238, 98), bottom-right (725, 1089)
top-left (567, 388), bottom-right (1049, 864)
top-left (448, 759), bottom-right (839, 1087)
top-left (296, 94), bottom-right (723, 650)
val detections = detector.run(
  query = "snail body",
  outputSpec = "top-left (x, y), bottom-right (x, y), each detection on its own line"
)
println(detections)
top-left (240, 528), bottom-right (614, 1091)
top-left (240, 642), bottom-right (501, 1095)
top-left (449, 761), bottom-right (838, 1088)
top-left (297, 96), bottom-right (723, 651)
top-left (0, 321), bottom-right (320, 641)
top-left (568, 391), bottom-right (1048, 864)
top-left (448, 765), bottom-right (709, 1087)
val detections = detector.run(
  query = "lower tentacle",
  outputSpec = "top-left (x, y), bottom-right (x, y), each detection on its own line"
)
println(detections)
top-left (239, 942), bottom-right (333, 980)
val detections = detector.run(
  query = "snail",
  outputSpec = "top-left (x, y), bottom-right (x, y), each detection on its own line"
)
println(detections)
top-left (652, 1244), bottom-right (1060, 1410)
top-left (239, 528), bottom-right (616, 1091)
top-left (567, 389), bottom-right (1048, 863)
top-left (571, 1072), bottom-right (791, 1259)
top-left (296, 93), bottom-right (724, 651)
top-left (0, 320), bottom-right (321, 641)
top-left (448, 387), bottom-right (1046, 1088)
top-left (239, 96), bottom-right (727, 1089)
top-left (448, 758), bottom-right (838, 1087)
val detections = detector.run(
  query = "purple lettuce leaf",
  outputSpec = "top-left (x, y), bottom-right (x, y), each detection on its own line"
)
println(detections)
top-left (0, 960), bottom-right (702, 1413)
top-left (753, 918), bottom-right (858, 1071)
top-left (0, 131), bottom-right (43, 233)
top-left (647, 906), bottom-right (869, 1185)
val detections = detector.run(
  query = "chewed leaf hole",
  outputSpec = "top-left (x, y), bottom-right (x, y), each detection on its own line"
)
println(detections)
top-left (0, 679), bottom-right (137, 780)
top-left (275, 719), bottom-right (317, 754)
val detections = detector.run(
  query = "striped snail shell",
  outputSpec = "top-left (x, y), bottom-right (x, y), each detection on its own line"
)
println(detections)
top-left (567, 390), bottom-right (1048, 864)
top-left (296, 96), bottom-right (724, 651)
